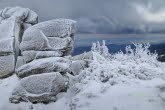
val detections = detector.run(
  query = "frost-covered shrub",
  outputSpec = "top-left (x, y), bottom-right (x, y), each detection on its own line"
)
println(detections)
top-left (91, 40), bottom-right (109, 58)
top-left (67, 41), bottom-right (165, 110)
top-left (115, 43), bottom-right (158, 63)
top-left (71, 41), bottom-right (165, 97)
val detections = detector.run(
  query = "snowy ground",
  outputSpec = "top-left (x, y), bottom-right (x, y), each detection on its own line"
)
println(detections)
top-left (0, 43), bottom-right (165, 110)
top-left (0, 75), bottom-right (165, 110)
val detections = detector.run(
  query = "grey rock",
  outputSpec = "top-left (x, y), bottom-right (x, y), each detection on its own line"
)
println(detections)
top-left (16, 57), bottom-right (71, 78)
top-left (20, 19), bottom-right (76, 54)
top-left (0, 19), bottom-right (16, 39)
top-left (10, 72), bottom-right (67, 103)
top-left (0, 7), bottom-right (38, 78)
top-left (0, 55), bottom-right (15, 78)
top-left (22, 50), bottom-right (63, 63)
top-left (15, 56), bottom-right (26, 69)
top-left (0, 7), bottom-right (38, 24)
top-left (0, 38), bottom-right (14, 55)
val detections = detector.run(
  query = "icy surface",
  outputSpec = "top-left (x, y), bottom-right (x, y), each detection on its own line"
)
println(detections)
top-left (16, 57), bottom-right (71, 78)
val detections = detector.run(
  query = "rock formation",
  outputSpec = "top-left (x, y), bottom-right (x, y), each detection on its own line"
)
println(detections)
top-left (20, 19), bottom-right (76, 63)
top-left (0, 7), bottom-right (38, 78)
top-left (10, 72), bottom-right (68, 103)
top-left (0, 6), bottom-right (89, 103)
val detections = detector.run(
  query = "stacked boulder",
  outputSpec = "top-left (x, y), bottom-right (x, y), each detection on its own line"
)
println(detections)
top-left (9, 17), bottom-right (77, 103)
top-left (19, 19), bottom-right (76, 64)
top-left (0, 6), bottom-right (88, 103)
top-left (15, 19), bottom-right (76, 78)
top-left (0, 7), bottom-right (38, 78)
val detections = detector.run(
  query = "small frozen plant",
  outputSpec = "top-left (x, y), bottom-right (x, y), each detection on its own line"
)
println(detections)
top-left (115, 42), bottom-right (158, 63)
top-left (91, 40), bottom-right (109, 58)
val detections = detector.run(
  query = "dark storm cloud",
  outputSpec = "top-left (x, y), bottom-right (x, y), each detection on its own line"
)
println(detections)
top-left (1, 0), bottom-right (165, 33)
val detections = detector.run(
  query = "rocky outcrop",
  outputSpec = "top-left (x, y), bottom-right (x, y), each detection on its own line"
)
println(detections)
top-left (11, 18), bottom-right (77, 103)
top-left (0, 7), bottom-right (38, 78)
top-left (10, 72), bottom-right (68, 103)
top-left (0, 6), bottom-right (88, 104)
top-left (20, 19), bottom-right (76, 59)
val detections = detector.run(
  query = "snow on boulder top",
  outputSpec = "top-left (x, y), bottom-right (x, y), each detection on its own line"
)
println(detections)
top-left (20, 19), bottom-right (76, 52)
top-left (23, 19), bottom-right (76, 38)
top-left (0, 7), bottom-right (38, 24)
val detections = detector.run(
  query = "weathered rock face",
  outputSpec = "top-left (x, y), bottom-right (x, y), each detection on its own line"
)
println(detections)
top-left (22, 50), bottom-right (63, 63)
top-left (16, 57), bottom-right (71, 78)
top-left (0, 38), bottom-right (14, 55)
top-left (10, 72), bottom-right (68, 103)
top-left (15, 56), bottom-right (26, 69)
top-left (0, 7), bottom-right (38, 78)
top-left (0, 55), bottom-right (15, 78)
top-left (0, 7), bottom-right (38, 24)
top-left (0, 7), bottom-right (79, 103)
top-left (20, 19), bottom-right (76, 59)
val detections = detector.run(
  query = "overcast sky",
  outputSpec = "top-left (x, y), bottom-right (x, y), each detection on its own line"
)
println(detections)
top-left (1, 0), bottom-right (165, 34)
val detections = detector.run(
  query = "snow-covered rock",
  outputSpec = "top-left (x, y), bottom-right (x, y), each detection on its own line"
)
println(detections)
top-left (0, 20), bottom-right (16, 39)
top-left (20, 19), bottom-right (76, 55)
top-left (0, 38), bottom-right (14, 55)
top-left (22, 50), bottom-right (63, 63)
top-left (0, 7), bottom-right (38, 78)
top-left (0, 55), bottom-right (15, 78)
top-left (10, 72), bottom-right (67, 103)
top-left (23, 23), bottom-right (32, 31)
top-left (0, 7), bottom-right (38, 24)
top-left (70, 60), bottom-right (88, 75)
top-left (16, 57), bottom-right (71, 78)
top-left (21, 19), bottom-right (76, 38)
top-left (20, 35), bottom-right (73, 51)
top-left (15, 56), bottom-right (25, 69)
